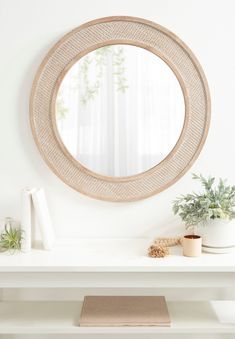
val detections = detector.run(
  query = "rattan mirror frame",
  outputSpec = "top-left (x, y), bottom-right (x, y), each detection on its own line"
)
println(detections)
top-left (30, 16), bottom-right (210, 202)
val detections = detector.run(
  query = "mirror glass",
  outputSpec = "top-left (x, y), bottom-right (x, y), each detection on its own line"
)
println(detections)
top-left (55, 44), bottom-right (185, 177)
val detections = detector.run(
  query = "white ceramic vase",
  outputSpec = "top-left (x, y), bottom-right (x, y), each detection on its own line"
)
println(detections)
top-left (197, 219), bottom-right (235, 253)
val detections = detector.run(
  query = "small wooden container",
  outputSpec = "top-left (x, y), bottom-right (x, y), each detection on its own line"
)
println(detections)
top-left (183, 235), bottom-right (202, 257)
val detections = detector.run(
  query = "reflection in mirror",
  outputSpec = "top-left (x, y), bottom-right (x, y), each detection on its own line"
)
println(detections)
top-left (55, 44), bottom-right (185, 177)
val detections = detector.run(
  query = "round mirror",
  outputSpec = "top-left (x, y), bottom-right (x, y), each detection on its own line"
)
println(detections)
top-left (55, 44), bottom-right (185, 177)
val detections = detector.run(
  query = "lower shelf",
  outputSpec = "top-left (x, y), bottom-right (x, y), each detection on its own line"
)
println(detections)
top-left (0, 301), bottom-right (234, 334)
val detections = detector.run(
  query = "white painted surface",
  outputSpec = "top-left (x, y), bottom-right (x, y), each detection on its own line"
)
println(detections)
top-left (0, 301), bottom-right (234, 334)
top-left (0, 239), bottom-right (235, 272)
top-left (1, 287), bottom-right (227, 302)
top-left (0, 0), bottom-right (235, 239)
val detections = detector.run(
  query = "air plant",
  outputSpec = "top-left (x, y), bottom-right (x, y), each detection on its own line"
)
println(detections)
top-left (0, 218), bottom-right (23, 253)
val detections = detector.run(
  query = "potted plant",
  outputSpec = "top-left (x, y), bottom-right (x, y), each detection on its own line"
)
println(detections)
top-left (173, 174), bottom-right (235, 253)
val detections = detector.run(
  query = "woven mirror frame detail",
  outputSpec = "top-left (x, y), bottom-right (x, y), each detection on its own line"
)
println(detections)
top-left (30, 16), bottom-right (210, 202)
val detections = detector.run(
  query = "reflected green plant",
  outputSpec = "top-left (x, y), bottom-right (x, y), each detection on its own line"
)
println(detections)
top-left (56, 46), bottom-right (130, 119)
top-left (56, 89), bottom-right (69, 120)
top-left (77, 46), bottom-right (129, 106)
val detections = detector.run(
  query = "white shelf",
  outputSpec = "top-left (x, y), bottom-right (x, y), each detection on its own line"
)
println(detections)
top-left (0, 301), bottom-right (234, 334)
top-left (0, 238), bottom-right (235, 272)
top-left (0, 239), bottom-right (234, 335)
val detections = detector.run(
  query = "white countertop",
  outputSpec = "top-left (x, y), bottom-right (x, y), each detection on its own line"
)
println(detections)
top-left (0, 238), bottom-right (234, 272)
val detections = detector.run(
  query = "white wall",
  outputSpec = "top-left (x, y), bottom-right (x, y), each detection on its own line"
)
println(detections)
top-left (0, 0), bottom-right (235, 239)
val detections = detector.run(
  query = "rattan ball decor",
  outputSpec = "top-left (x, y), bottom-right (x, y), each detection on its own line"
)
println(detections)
top-left (148, 245), bottom-right (170, 258)
top-left (30, 16), bottom-right (210, 202)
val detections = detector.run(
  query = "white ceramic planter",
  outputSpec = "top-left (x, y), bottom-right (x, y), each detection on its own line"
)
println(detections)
top-left (197, 219), bottom-right (235, 253)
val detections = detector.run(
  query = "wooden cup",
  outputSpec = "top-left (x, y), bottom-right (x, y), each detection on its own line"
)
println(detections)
top-left (183, 235), bottom-right (202, 257)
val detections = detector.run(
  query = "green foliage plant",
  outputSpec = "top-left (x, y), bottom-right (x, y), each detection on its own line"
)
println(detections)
top-left (173, 174), bottom-right (235, 229)
top-left (0, 218), bottom-right (22, 253)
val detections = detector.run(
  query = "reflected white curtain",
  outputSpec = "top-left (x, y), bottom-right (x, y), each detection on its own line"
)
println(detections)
top-left (56, 45), bottom-right (185, 177)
